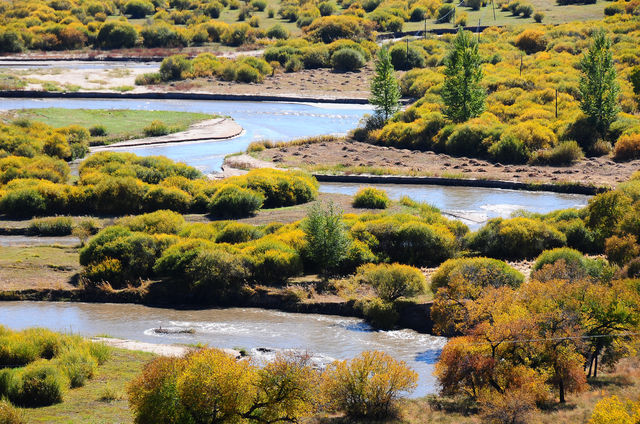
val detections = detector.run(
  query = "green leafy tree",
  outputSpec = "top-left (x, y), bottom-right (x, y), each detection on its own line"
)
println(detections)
top-left (369, 47), bottom-right (401, 121)
top-left (302, 201), bottom-right (350, 278)
top-left (441, 29), bottom-right (486, 123)
top-left (579, 29), bottom-right (620, 137)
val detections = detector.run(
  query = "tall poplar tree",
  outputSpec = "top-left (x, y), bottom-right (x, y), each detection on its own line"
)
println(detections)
top-left (441, 29), bottom-right (486, 123)
top-left (579, 29), bottom-right (619, 137)
top-left (369, 46), bottom-right (401, 121)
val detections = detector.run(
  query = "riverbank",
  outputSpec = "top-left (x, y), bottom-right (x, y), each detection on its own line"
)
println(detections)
top-left (251, 138), bottom-right (634, 189)
top-left (91, 117), bottom-right (243, 151)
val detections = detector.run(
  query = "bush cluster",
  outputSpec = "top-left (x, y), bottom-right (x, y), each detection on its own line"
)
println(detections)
top-left (352, 187), bottom-right (390, 209)
top-left (0, 327), bottom-right (110, 408)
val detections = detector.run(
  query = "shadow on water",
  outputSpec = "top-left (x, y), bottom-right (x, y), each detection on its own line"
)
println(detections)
top-left (337, 322), bottom-right (375, 333)
top-left (415, 349), bottom-right (442, 365)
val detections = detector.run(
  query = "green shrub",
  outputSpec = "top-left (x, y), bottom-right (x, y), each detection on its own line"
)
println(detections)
top-left (125, 0), bottom-right (154, 18)
top-left (302, 46), bottom-right (330, 68)
top-left (205, 1), bottom-right (223, 17)
top-left (266, 24), bottom-right (289, 39)
top-left (389, 44), bottom-right (425, 71)
top-left (231, 169), bottom-right (318, 208)
top-left (235, 64), bottom-right (262, 83)
top-left (516, 2), bottom-right (533, 17)
top-left (466, 217), bottom-right (566, 260)
top-left (10, 363), bottom-right (66, 407)
top-left (246, 240), bottom-right (303, 284)
top-left (143, 186), bottom-right (192, 212)
top-left (28, 216), bottom-right (73, 236)
top-left (357, 263), bottom-right (426, 301)
top-left (431, 257), bottom-right (524, 292)
top-left (285, 56), bottom-right (303, 72)
top-left (208, 184), bottom-right (264, 218)
top-left (215, 222), bottom-right (263, 244)
top-left (530, 140), bottom-right (584, 166)
top-left (95, 21), bottom-right (138, 49)
top-left (89, 125), bottom-right (107, 137)
top-left (436, 4), bottom-right (454, 23)
top-left (143, 120), bottom-right (170, 137)
top-left (141, 24), bottom-right (186, 48)
top-left (605, 234), bottom-right (639, 266)
top-left (360, 297), bottom-right (399, 330)
top-left (410, 6), bottom-right (428, 21)
top-left (159, 55), bottom-right (192, 81)
top-left (352, 187), bottom-right (390, 209)
top-left (57, 349), bottom-right (97, 388)
top-left (135, 72), bottom-right (163, 85)
top-left (0, 188), bottom-right (47, 218)
top-left (319, 1), bottom-right (336, 16)
top-left (531, 247), bottom-right (612, 282)
top-left (533, 11), bottom-right (544, 22)
top-left (251, 0), bottom-right (267, 10)
top-left (302, 201), bottom-right (351, 277)
top-left (488, 135), bottom-right (529, 164)
top-left (331, 48), bottom-right (366, 72)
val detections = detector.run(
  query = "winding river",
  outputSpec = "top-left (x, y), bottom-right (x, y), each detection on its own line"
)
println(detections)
top-left (0, 96), bottom-right (593, 396)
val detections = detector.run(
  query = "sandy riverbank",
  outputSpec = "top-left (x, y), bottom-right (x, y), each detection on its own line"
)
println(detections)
top-left (92, 337), bottom-right (241, 357)
top-left (91, 117), bottom-right (243, 151)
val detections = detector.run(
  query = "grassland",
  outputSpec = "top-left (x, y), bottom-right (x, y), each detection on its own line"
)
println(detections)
top-left (0, 109), bottom-right (217, 144)
top-left (0, 245), bottom-right (80, 291)
top-left (20, 348), bottom-right (154, 424)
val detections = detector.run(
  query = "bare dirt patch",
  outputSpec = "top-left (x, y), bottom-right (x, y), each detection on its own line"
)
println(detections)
top-left (255, 139), bottom-right (640, 188)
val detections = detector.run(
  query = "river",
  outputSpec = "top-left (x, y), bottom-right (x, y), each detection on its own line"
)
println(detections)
top-left (0, 301), bottom-right (445, 398)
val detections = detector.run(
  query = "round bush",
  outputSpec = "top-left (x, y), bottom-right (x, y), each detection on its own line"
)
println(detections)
top-left (436, 4), bottom-right (454, 23)
top-left (266, 24), bottom-right (289, 39)
top-left (0, 188), bottom-right (47, 218)
top-left (215, 222), bottom-right (263, 244)
top-left (10, 364), bottom-right (66, 407)
top-left (466, 217), bottom-right (566, 260)
top-left (143, 120), bottom-right (170, 136)
top-left (357, 263), bottom-right (427, 301)
top-left (235, 64), bottom-right (262, 83)
top-left (531, 247), bottom-right (610, 281)
top-left (431, 257), bottom-right (524, 292)
top-left (208, 184), bottom-right (264, 218)
top-left (57, 349), bottom-right (97, 388)
top-left (352, 187), bottom-right (390, 209)
top-left (514, 29), bottom-right (547, 54)
top-left (331, 48), bottom-right (366, 72)
top-left (125, 0), bottom-right (155, 18)
top-left (96, 22), bottom-right (138, 49)
top-left (389, 44), bottom-right (425, 71)
top-left (488, 136), bottom-right (529, 164)
top-left (159, 55), bottom-right (192, 81)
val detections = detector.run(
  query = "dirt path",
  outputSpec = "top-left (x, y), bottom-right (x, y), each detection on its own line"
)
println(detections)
top-left (92, 337), bottom-right (241, 358)
top-left (255, 139), bottom-right (640, 188)
top-left (91, 118), bottom-right (243, 151)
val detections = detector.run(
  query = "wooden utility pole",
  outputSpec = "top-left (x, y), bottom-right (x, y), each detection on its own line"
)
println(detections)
top-left (492, 0), bottom-right (496, 20)
top-left (406, 38), bottom-right (409, 69)
top-left (424, 18), bottom-right (427, 39)
top-left (520, 54), bottom-right (523, 76)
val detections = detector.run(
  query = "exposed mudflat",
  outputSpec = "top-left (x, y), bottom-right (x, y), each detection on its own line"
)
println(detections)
top-left (256, 139), bottom-right (639, 188)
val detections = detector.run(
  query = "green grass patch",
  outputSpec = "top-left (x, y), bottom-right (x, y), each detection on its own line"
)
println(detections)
top-left (3, 108), bottom-right (216, 145)
top-left (20, 348), bottom-right (154, 424)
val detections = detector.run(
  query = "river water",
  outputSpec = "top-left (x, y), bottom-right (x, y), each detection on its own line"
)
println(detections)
top-left (0, 98), bottom-right (370, 172)
top-left (0, 301), bottom-right (445, 397)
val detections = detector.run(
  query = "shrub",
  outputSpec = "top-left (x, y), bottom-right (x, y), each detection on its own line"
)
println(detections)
top-left (319, 1), bottom-right (336, 16)
top-left (10, 363), bottom-right (66, 407)
top-left (95, 22), bottom-right (138, 49)
top-left (323, 351), bottom-right (418, 418)
top-left (516, 2), bottom-right (533, 17)
top-left (389, 44), bottom-right (425, 71)
top-left (605, 234), bottom-right (639, 266)
top-left (28, 216), bottom-right (73, 236)
top-left (431, 257), bottom-right (525, 292)
top-left (208, 184), bottom-right (264, 218)
top-left (305, 16), bottom-right (375, 43)
top-left (466, 217), bottom-right (566, 260)
top-left (302, 201), bottom-right (351, 277)
top-left (143, 120), bottom-right (170, 137)
top-left (531, 247), bottom-right (611, 282)
top-left (266, 24), bottom-right (289, 39)
top-left (235, 64), bottom-right (262, 83)
top-left (530, 140), bottom-right (584, 166)
top-left (357, 263), bottom-right (426, 301)
top-left (302, 46), bottom-right (330, 68)
top-left (57, 349), bottom-right (97, 388)
top-left (251, 0), bottom-right (267, 10)
top-left (135, 72), bottom-right (162, 85)
top-left (215, 222), bottom-right (263, 244)
top-left (331, 48), bottom-right (366, 72)
top-left (488, 135), bottom-right (529, 164)
top-left (360, 297), bottom-right (399, 329)
top-left (125, 0), bottom-right (155, 18)
top-left (141, 24), bottom-right (186, 48)
top-left (89, 125), bottom-right (107, 137)
top-left (466, 0), bottom-right (483, 10)
top-left (614, 134), bottom-right (640, 161)
top-left (0, 188), bottom-right (47, 218)
top-left (533, 11), bottom-right (544, 22)
top-left (205, 1), bottom-right (223, 17)
top-left (352, 187), bottom-right (390, 209)
top-left (0, 400), bottom-right (24, 424)
top-left (159, 55), bottom-right (192, 81)
top-left (514, 29), bottom-right (547, 54)
top-left (436, 4), bottom-right (454, 23)
top-left (285, 56), bottom-right (303, 72)
top-left (230, 169), bottom-right (318, 208)
top-left (117, 210), bottom-right (185, 234)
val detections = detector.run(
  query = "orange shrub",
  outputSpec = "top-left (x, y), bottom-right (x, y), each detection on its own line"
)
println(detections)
top-left (613, 133), bottom-right (640, 161)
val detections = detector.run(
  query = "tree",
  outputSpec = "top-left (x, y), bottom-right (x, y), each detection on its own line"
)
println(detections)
top-left (441, 29), bottom-right (486, 123)
top-left (579, 29), bottom-right (620, 138)
top-left (369, 47), bottom-right (401, 121)
top-left (302, 201), bottom-right (350, 278)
